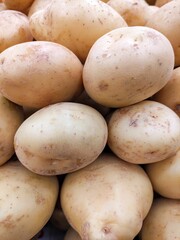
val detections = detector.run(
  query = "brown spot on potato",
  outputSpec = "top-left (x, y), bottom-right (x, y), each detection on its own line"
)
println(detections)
top-left (99, 81), bottom-right (109, 91)
top-left (102, 226), bottom-right (111, 234)
top-left (0, 215), bottom-right (15, 228)
top-left (35, 193), bottom-right (45, 205)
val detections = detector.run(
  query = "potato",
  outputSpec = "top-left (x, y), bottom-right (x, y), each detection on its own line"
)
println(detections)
top-left (28, 0), bottom-right (51, 18)
top-left (145, 148), bottom-right (180, 199)
top-left (146, 0), bottom-right (180, 66)
top-left (83, 26), bottom-right (174, 108)
top-left (61, 153), bottom-right (153, 240)
top-left (152, 67), bottom-right (180, 117)
top-left (14, 102), bottom-right (108, 175)
top-left (155, 0), bottom-right (172, 7)
top-left (0, 10), bottom-right (33, 53)
top-left (29, 0), bottom-right (127, 62)
top-left (2, 0), bottom-right (34, 12)
top-left (0, 41), bottom-right (83, 108)
top-left (0, 159), bottom-right (59, 240)
top-left (108, 100), bottom-right (180, 164)
top-left (139, 198), bottom-right (180, 240)
top-left (64, 227), bottom-right (81, 240)
top-left (0, 93), bottom-right (24, 166)
top-left (108, 0), bottom-right (149, 26)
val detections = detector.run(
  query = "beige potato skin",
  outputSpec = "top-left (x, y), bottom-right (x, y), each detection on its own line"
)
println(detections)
top-left (0, 94), bottom-right (24, 166)
top-left (28, 0), bottom-right (51, 18)
top-left (29, 0), bottom-right (127, 62)
top-left (153, 67), bottom-right (180, 117)
top-left (145, 148), bottom-right (180, 199)
top-left (83, 26), bottom-right (174, 108)
top-left (14, 102), bottom-right (108, 175)
top-left (108, 0), bottom-right (149, 26)
top-left (61, 153), bottom-right (153, 240)
top-left (0, 10), bottom-right (33, 53)
top-left (0, 41), bottom-right (83, 108)
top-left (64, 227), bottom-right (81, 240)
top-left (146, 0), bottom-right (180, 66)
top-left (108, 100), bottom-right (180, 164)
top-left (2, 0), bottom-right (34, 12)
top-left (0, 160), bottom-right (59, 240)
top-left (139, 198), bottom-right (180, 240)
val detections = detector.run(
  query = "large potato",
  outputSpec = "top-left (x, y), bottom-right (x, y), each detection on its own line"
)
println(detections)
top-left (0, 41), bottom-right (83, 108)
top-left (0, 93), bottom-right (24, 166)
top-left (61, 153), bottom-right (153, 240)
top-left (146, 0), bottom-right (180, 66)
top-left (0, 160), bottom-right (59, 240)
top-left (29, 0), bottom-right (127, 62)
top-left (83, 26), bottom-right (174, 107)
top-left (0, 10), bottom-right (33, 53)
top-left (145, 148), bottom-right (180, 199)
top-left (14, 102), bottom-right (108, 175)
top-left (2, 0), bottom-right (34, 12)
top-left (108, 100), bottom-right (180, 164)
top-left (153, 67), bottom-right (180, 117)
top-left (139, 198), bottom-right (180, 240)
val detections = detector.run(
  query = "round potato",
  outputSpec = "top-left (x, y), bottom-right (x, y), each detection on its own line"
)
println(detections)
top-left (108, 100), bottom-right (180, 164)
top-left (2, 0), bottom-right (34, 12)
top-left (139, 198), bottom-right (180, 240)
top-left (0, 159), bottom-right (59, 240)
top-left (145, 148), bottom-right (180, 199)
top-left (0, 93), bottom-right (24, 166)
top-left (61, 153), bottom-right (153, 240)
top-left (14, 102), bottom-right (108, 175)
top-left (153, 67), bottom-right (180, 117)
top-left (0, 10), bottom-right (33, 53)
top-left (83, 26), bottom-right (174, 107)
top-left (29, 0), bottom-right (127, 62)
top-left (0, 41), bottom-right (83, 108)
top-left (146, 0), bottom-right (180, 66)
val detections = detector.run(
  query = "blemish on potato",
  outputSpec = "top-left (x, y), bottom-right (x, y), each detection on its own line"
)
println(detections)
top-left (0, 215), bottom-right (15, 229)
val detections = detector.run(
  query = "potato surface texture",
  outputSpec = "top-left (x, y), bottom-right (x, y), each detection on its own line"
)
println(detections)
top-left (61, 153), bottom-right (153, 240)
top-left (0, 41), bottom-right (83, 108)
top-left (0, 160), bottom-right (59, 240)
top-left (29, 0), bottom-right (127, 62)
top-left (14, 102), bottom-right (108, 175)
top-left (83, 26), bottom-right (174, 107)
top-left (108, 100), bottom-right (180, 164)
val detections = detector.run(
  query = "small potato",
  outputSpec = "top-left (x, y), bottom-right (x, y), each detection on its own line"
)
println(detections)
top-left (108, 100), bottom-right (180, 164)
top-left (14, 102), bottom-right (108, 175)
top-left (0, 93), bottom-right (24, 166)
top-left (0, 41), bottom-right (83, 108)
top-left (153, 67), bottom-right (180, 117)
top-left (0, 160), bottom-right (59, 240)
top-left (0, 10), bottom-right (33, 53)
top-left (61, 153), bottom-right (153, 240)
top-left (108, 0), bottom-right (149, 26)
top-left (28, 0), bottom-right (51, 18)
top-left (83, 26), bottom-right (174, 108)
top-left (64, 227), bottom-right (81, 240)
top-left (2, 0), bottom-right (34, 12)
top-left (139, 198), bottom-right (180, 240)
top-left (145, 148), bottom-right (180, 199)
top-left (29, 0), bottom-right (127, 62)
top-left (146, 0), bottom-right (180, 66)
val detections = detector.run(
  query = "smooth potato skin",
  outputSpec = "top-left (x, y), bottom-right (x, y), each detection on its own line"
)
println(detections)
top-left (61, 153), bottom-right (153, 240)
top-left (139, 198), bottom-right (180, 240)
top-left (108, 100), bottom-right (180, 164)
top-left (0, 10), bottom-right (33, 53)
top-left (0, 94), bottom-right (24, 166)
top-left (83, 26), bottom-right (174, 107)
top-left (28, 0), bottom-right (50, 18)
top-left (0, 160), bottom-right (59, 240)
top-left (14, 102), bottom-right (108, 175)
top-left (0, 41), bottom-right (83, 108)
top-left (145, 148), bottom-right (180, 199)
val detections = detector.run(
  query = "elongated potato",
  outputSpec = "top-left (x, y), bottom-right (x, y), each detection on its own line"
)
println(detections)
top-left (139, 198), bottom-right (180, 240)
top-left (14, 102), bottom-right (108, 175)
top-left (0, 93), bottom-right (24, 166)
top-left (61, 153), bottom-right (153, 240)
top-left (108, 100), bottom-right (180, 164)
top-left (0, 10), bottom-right (33, 53)
top-left (0, 160), bottom-right (59, 240)
top-left (145, 148), bottom-right (180, 199)
top-left (83, 26), bottom-right (174, 107)
top-left (0, 41), bottom-right (83, 108)
top-left (29, 0), bottom-right (127, 62)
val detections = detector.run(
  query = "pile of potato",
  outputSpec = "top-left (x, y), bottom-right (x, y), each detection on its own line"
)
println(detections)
top-left (0, 0), bottom-right (180, 239)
